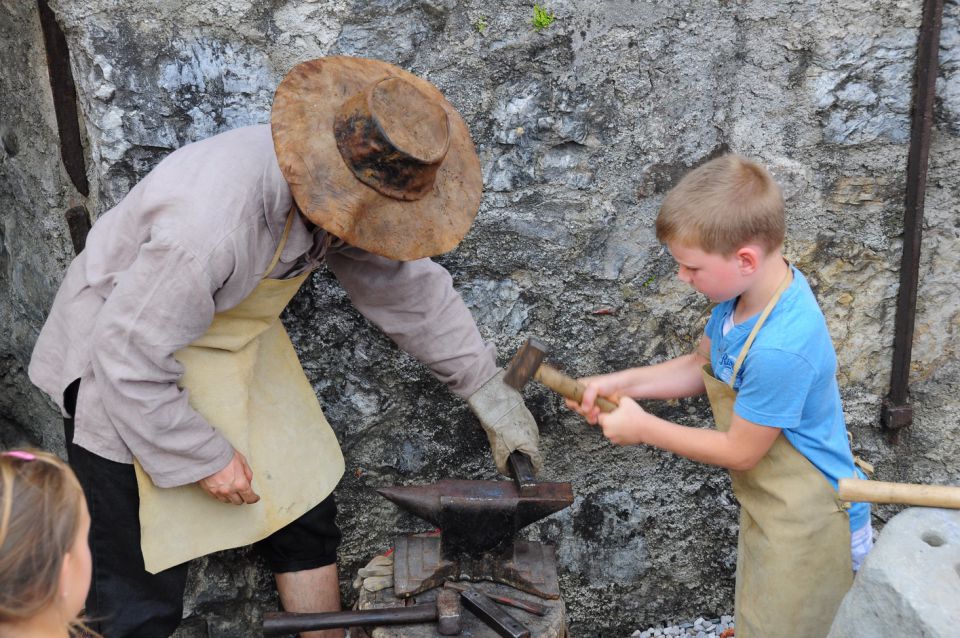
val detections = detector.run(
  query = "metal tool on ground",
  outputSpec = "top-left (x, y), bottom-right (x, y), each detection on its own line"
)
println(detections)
top-left (839, 478), bottom-right (960, 508)
top-left (459, 588), bottom-right (531, 638)
top-left (377, 476), bottom-right (573, 599)
top-left (262, 588), bottom-right (461, 636)
top-left (504, 337), bottom-right (619, 412)
top-left (443, 581), bottom-right (547, 616)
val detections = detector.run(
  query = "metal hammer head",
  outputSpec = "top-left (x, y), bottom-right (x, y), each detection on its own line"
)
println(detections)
top-left (503, 337), bottom-right (548, 392)
top-left (436, 588), bottom-right (463, 635)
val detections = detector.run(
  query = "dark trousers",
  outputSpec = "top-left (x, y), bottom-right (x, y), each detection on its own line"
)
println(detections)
top-left (64, 380), bottom-right (189, 637)
top-left (63, 380), bottom-right (342, 637)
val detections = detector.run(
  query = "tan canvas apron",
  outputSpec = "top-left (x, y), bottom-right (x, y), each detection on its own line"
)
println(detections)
top-left (134, 208), bottom-right (345, 574)
top-left (701, 270), bottom-right (852, 638)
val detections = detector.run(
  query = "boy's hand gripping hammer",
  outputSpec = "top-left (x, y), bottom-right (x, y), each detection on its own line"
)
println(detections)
top-left (503, 337), bottom-right (619, 413)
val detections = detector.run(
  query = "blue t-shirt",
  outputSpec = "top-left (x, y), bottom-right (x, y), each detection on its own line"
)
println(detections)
top-left (704, 267), bottom-right (869, 532)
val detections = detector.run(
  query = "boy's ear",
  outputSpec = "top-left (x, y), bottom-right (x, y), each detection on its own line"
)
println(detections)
top-left (735, 246), bottom-right (761, 275)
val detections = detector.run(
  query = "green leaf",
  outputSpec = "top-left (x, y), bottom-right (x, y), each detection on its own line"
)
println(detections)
top-left (532, 4), bottom-right (556, 31)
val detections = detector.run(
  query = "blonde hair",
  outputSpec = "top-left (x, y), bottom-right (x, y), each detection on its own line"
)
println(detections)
top-left (655, 154), bottom-right (785, 255)
top-left (0, 449), bottom-right (85, 625)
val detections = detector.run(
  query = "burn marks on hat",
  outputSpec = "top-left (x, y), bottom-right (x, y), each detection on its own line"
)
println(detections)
top-left (334, 77), bottom-right (450, 202)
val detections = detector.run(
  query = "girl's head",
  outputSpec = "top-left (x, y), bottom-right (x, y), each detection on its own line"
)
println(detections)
top-left (0, 449), bottom-right (91, 628)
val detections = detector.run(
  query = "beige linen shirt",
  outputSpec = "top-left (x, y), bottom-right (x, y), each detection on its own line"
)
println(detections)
top-left (29, 125), bottom-right (497, 488)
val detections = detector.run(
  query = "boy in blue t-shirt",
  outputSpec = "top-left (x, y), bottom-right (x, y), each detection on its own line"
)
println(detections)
top-left (567, 154), bottom-right (871, 638)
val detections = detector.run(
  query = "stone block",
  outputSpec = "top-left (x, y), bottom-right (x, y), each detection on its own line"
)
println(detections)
top-left (828, 508), bottom-right (960, 637)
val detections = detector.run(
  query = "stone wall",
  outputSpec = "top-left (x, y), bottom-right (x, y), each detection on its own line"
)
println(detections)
top-left (1, 0), bottom-right (958, 635)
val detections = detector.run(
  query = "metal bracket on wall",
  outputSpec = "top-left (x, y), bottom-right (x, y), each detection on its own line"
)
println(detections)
top-left (65, 205), bottom-right (91, 255)
top-left (37, 0), bottom-right (88, 197)
top-left (881, 0), bottom-right (944, 439)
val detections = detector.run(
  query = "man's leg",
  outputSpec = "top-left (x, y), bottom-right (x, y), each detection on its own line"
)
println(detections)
top-left (275, 564), bottom-right (342, 638)
top-left (64, 380), bottom-right (190, 638)
top-left (256, 492), bottom-right (343, 638)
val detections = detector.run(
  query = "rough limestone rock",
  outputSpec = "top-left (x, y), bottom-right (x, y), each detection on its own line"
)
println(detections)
top-left (828, 507), bottom-right (960, 638)
top-left (1, 0), bottom-right (959, 635)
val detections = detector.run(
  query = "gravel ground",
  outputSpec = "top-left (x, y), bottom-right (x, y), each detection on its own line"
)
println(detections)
top-left (631, 614), bottom-right (734, 638)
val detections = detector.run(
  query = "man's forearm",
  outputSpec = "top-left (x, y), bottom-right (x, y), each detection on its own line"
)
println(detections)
top-left (328, 249), bottom-right (497, 397)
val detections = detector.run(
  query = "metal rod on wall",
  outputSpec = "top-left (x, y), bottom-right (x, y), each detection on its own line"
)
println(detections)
top-left (881, 0), bottom-right (944, 436)
top-left (37, 0), bottom-right (88, 197)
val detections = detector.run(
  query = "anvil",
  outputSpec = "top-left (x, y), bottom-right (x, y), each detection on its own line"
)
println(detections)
top-left (378, 478), bottom-right (573, 599)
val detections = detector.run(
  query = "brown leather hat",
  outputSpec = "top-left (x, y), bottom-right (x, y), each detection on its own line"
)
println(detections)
top-left (271, 57), bottom-right (483, 261)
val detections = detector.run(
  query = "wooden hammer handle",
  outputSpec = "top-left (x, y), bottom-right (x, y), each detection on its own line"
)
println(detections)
top-left (535, 364), bottom-right (619, 413)
top-left (839, 478), bottom-right (960, 509)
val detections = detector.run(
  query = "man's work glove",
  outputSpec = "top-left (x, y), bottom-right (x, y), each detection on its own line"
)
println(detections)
top-left (467, 369), bottom-right (543, 475)
top-left (352, 553), bottom-right (393, 593)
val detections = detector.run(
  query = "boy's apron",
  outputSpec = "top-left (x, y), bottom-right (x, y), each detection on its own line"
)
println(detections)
top-left (134, 208), bottom-right (345, 574)
top-left (700, 270), bottom-right (852, 638)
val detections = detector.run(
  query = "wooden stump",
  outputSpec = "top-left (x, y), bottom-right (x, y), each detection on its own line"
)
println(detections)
top-left (349, 581), bottom-right (568, 638)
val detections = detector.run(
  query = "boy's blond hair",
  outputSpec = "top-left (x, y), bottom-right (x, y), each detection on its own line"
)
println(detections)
top-left (655, 154), bottom-right (785, 256)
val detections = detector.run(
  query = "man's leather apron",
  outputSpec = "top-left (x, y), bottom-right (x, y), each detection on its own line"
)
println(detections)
top-left (134, 209), bottom-right (345, 574)
top-left (700, 271), bottom-right (852, 638)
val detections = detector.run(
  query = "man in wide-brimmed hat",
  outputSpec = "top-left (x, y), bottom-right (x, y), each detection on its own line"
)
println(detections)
top-left (29, 56), bottom-right (541, 637)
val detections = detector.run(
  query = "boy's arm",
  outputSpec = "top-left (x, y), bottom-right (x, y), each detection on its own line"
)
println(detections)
top-left (569, 336), bottom-right (712, 423)
top-left (597, 399), bottom-right (780, 471)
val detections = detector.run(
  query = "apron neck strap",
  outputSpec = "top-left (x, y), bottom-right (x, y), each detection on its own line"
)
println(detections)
top-left (729, 264), bottom-right (793, 387)
top-left (264, 206), bottom-right (297, 278)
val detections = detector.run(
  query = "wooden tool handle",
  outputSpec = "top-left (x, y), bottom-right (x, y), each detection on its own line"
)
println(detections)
top-left (535, 364), bottom-right (619, 413)
top-left (838, 478), bottom-right (960, 509)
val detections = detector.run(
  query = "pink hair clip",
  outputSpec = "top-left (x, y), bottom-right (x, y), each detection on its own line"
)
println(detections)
top-left (1, 451), bottom-right (36, 461)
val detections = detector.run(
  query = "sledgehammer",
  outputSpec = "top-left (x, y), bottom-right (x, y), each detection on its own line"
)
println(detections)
top-left (262, 588), bottom-right (462, 636)
top-left (504, 337), bottom-right (619, 413)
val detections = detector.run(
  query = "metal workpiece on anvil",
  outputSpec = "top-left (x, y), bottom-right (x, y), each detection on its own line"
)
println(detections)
top-left (377, 478), bottom-right (574, 599)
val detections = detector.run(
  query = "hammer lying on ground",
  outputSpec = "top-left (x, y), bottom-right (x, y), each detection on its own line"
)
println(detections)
top-left (262, 588), bottom-right (461, 636)
top-left (504, 337), bottom-right (619, 412)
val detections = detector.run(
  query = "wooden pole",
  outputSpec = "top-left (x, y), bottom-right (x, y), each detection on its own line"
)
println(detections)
top-left (839, 478), bottom-right (960, 509)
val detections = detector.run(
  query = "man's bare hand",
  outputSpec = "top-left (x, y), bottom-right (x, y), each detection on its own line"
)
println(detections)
top-left (198, 450), bottom-right (260, 505)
